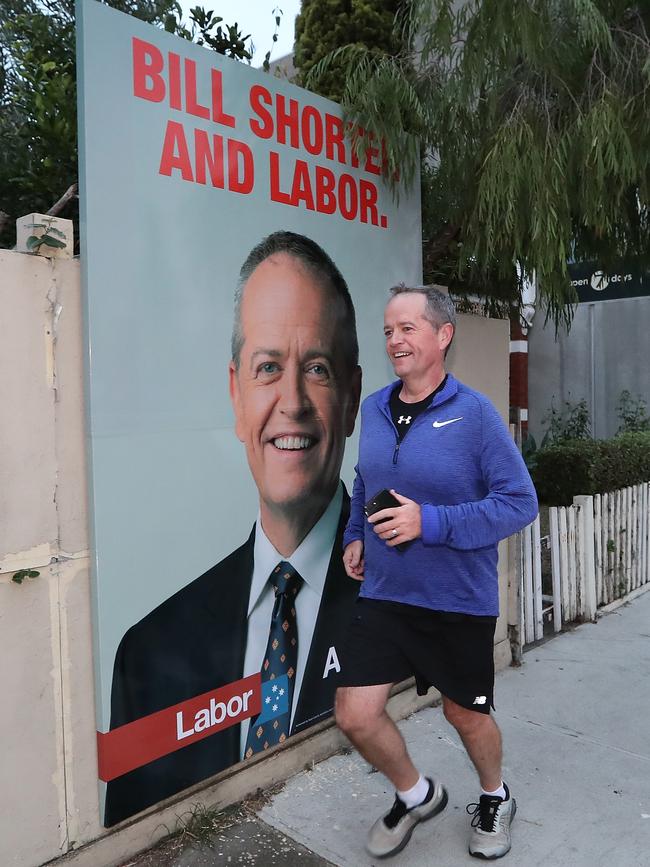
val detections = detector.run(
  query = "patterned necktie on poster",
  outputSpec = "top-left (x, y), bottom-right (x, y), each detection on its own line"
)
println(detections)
top-left (245, 561), bottom-right (304, 758)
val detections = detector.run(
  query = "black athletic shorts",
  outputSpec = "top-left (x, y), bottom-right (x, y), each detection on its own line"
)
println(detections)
top-left (338, 598), bottom-right (497, 714)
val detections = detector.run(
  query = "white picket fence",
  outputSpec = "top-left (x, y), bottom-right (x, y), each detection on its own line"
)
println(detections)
top-left (519, 482), bottom-right (650, 647)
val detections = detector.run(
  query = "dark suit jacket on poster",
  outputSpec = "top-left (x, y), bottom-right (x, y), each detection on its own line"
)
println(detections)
top-left (104, 494), bottom-right (358, 826)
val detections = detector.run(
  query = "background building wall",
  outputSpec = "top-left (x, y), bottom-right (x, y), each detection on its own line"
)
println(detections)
top-left (527, 297), bottom-right (650, 442)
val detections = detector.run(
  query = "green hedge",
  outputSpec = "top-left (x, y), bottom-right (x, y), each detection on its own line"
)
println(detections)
top-left (532, 432), bottom-right (650, 505)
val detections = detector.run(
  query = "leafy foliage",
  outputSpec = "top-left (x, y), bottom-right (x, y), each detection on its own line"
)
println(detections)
top-left (616, 388), bottom-right (650, 433)
top-left (523, 395), bottom-right (591, 472)
top-left (261, 7), bottom-right (283, 73)
top-left (294, 0), bottom-right (404, 102)
top-left (163, 5), bottom-right (251, 59)
top-left (308, 1), bottom-right (650, 324)
top-left (532, 431), bottom-right (650, 504)
top-left (521, 431), bottom-right (545, 473)
top-left (0, 0), bottom-right (251, 249)
top-left (0, 0), bottom-right (78, 245)
top-left (541, 397), bottom-right (592, 442)
top-left (25, 215), bottom-right (68, 252)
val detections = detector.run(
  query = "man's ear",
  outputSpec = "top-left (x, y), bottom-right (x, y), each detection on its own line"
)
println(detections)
top-left (229, 360), bottom-right (245, 442)
top-left (438, 323), bottom-right (454, 353)
top-left (345, 365), bottom-right (362, 437)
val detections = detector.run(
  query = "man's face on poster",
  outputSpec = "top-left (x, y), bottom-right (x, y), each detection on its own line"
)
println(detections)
top-left (229, 253), bottom-right (360, 516)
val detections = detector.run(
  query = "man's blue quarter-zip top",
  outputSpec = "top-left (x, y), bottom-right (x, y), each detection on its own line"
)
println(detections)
top-left (343, 374), bottom-right (539, 616)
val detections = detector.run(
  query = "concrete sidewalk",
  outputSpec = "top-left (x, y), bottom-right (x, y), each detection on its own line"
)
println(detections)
top-left (131, 591), bottom-right (650, 866)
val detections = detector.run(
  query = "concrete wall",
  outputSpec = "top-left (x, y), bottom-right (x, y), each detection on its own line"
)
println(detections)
top-left (0, 250), bottom-right (515, 867)
top-left (528, 297), bottom-right (650, 442)
top-left (0, 250), bottom-right (97, 866)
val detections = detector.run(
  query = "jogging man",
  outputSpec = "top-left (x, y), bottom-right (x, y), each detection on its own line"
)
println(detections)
top-left (337, 284), bottom-right (538, 859)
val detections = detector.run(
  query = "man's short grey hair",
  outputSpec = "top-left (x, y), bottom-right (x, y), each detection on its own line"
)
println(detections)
top-left (232, 231), bottom-right (359, 372)
top-left (389, 283), bottom-right (456, 356)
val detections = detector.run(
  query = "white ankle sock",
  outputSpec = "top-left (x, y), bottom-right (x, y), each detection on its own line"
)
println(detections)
top-left (397, 774), bottom-right (430, 808)
top-left (481, 782), bottom-right (506, 800)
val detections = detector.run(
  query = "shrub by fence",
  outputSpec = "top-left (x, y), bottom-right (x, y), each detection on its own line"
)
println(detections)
top-left (532, 432), bottom-right (650, 505)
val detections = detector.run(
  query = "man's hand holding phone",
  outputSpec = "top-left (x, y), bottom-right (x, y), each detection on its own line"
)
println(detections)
top-left (366, 488), bottom-right (422, 549)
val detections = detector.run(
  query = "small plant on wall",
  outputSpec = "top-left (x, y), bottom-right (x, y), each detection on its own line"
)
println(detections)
top-left (12, 569), bottom-right (40, 584)
top-left (25, 216), bottom-right (67, 253)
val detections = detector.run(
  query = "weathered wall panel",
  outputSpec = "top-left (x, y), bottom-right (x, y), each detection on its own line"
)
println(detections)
top-left (0, 567), bottom-right (64, 865)
top-left (52, 258), bottom-right (89, 556)
top-left (0, 251), bottom-right (59, 570)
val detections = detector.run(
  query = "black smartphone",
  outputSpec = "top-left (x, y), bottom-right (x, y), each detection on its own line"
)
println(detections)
top-left (364, 489), bottom-right (408, 551)
top-left (364, 488), bottom-right (400, 517)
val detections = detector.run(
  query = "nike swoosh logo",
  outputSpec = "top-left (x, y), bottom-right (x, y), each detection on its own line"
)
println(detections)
top-left (432, 417), bottom-right (463, 428)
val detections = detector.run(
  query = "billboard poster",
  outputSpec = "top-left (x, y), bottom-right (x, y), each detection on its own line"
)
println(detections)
top-left (76, 0), bottom-right (421, 826)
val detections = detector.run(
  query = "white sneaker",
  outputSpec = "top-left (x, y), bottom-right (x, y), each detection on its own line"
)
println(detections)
top-left (467, 783), bottom-right (516, 859)
top-left (366, 778), bottom-right (448, 858)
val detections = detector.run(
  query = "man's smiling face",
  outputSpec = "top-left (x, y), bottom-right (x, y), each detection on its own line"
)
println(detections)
top-left (383, 292), bottom-right (452, 379)
top-left (229, 253), bottom-right (360, 517)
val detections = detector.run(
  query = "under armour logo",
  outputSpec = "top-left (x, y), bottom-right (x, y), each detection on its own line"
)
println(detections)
top-left (398, 415), bottom-right (412, 425)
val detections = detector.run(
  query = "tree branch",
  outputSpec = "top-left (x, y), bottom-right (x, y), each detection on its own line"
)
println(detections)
top-left (46, 182), bottom-right (78, 217)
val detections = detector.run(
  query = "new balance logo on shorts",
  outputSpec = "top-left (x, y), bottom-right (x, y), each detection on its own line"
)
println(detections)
top-left (473, 696), bottom-right (487, 705)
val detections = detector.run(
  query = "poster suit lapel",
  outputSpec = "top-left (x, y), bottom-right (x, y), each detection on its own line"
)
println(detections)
top-left (292, 492), bottom-right (357, 733)
top-left (205, 520), bottom-right (254, 675)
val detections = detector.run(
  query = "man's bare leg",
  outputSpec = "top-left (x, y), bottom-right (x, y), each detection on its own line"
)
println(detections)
top-left (335, 684), bottom-right (419, 790)
top-left (337, 683), bottom-right (449, 859)
top-left (442, 696), bottom-right (502, 791)
top-left (443, 696), bottom-right (516, 859)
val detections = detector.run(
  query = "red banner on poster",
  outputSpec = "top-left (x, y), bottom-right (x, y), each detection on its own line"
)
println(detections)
top-left (97, 673), bottom-right (261, 781)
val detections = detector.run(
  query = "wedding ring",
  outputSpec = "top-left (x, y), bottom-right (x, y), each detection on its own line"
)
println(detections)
top-left (391, 529), bottom-right (398, 537)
